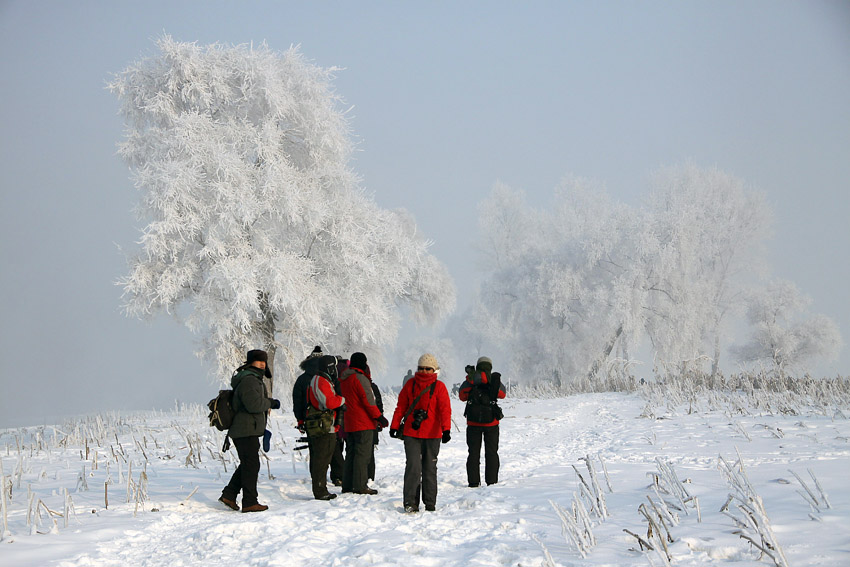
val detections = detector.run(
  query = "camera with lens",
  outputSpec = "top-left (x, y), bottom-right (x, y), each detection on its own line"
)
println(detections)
top-left (410, 409), bottom-right (428, 430)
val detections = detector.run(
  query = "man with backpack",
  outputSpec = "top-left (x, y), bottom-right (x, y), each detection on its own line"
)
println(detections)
top-left (304, 355), bottom-right (347, 500)
top-left (459, 356), bottom-right (506, 487)
top-left (219, 349), bottom-right (281, 512)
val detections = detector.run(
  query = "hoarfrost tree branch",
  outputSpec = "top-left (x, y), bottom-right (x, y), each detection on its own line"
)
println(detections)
top-left (109, 37), bottom-right (455, 392)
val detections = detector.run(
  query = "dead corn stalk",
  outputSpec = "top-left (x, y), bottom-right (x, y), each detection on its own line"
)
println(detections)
top-left (551, 496), bottom-right (596, 558)
top-left (718, 451), bottom-right (789, 567)
top-left (788, 467), bottom-right (831, 519)
top-left (1, 475), bottom-right (9, 540)
top-left (572, 454), bottom-right (609, 520)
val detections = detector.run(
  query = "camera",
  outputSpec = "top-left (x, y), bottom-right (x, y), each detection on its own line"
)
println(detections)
top-left (411, 409), bottom-right (428, 430)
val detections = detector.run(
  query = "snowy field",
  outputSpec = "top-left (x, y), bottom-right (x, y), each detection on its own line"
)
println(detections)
top-left (2, 392), bottom-right (848, 566)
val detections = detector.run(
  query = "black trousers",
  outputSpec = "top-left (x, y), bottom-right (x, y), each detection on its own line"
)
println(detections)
top-left (330, 434), bottom-right (345, 483)
top-left (466, 425), bottom-right (500, 486)
top-left (222, 435), bottom-right (260, 507)
top-left (343, 430), bottom-right (374, 493)
top-left (308, 432), bottom-right (338, 498)
top-left (368, 429), bottom-right (380, 481)
top-left (403, 437), bottom-right (441, 508)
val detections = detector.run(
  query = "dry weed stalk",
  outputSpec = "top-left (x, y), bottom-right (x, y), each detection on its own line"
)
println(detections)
top-left (649, 457), bottom-right (701, 521)
top-left (0, 474), bottom-right (9, 540)
top-left (789, 467), bottom-right (831, 519)
top-left (718, 451), bottom-right (789, 567)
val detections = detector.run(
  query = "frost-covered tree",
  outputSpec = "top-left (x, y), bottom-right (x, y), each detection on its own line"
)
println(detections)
top-left (109, 37), bottom-right (455, 391)
top-left (732, 280), bottom-right (842, 375)
top-left (471, 164), bottom-right (780, 387)
top-left (644, 163), bottom-right (772, 375)
top-left (473, 178), bottom-right (641, 385)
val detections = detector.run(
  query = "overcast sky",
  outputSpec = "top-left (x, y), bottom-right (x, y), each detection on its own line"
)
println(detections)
top-left (1, 1), bottom-right (848, 428)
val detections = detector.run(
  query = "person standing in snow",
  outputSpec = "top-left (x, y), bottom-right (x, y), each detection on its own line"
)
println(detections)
top-left (390, 353), bottom-right (452, 513)
top-left (219, 349), bottom-right (281, 513)
top-left (340, 352), bottom-right (387, 494)
top-left (402, 368), bottom-right (414, 388)
top-left (368, 380), bottom-right (384, 482)
top-left (330, 356), bottom-right (350, 486)
top-left (459, 356), bottom-right (506, 487)
top-left (292, 346), bottom-right (324, 431)
top-left (305, 355), bottom-right (347, 500)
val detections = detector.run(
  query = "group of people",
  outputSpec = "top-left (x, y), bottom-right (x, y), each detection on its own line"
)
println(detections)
top-left (219, 348), bottom-right (506, 514)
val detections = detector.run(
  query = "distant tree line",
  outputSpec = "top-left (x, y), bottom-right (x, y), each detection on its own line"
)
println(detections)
top-left (453, 164), bottom-right (841, 385)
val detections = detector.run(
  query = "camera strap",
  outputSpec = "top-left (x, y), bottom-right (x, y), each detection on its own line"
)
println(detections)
top-left (400, 381), bottom-right (437, 430)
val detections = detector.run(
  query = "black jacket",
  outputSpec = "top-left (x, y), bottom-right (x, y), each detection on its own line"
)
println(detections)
top-left (292, 356), bottom-right (329, 424)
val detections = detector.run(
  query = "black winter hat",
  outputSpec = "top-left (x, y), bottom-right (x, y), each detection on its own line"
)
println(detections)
top-left (350, 352), bottom-right (368, 369)
top-left (476, 356), bottom-right (493, 373)
top-left (247, 349), bottom-right (268, 363)
top-left (318, 355), bottom-right (338, 378)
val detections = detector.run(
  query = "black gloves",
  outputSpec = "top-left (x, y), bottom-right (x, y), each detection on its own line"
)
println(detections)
top-left (263, 429), bottom-right (271, 452)
top-left (441, 430), bottom-right (451, 444)
top-left (389, 428), bottom-right (400, 438)
top-left (376, 415), bottom-right (389, 428)
top-left (270, 399), bottom-right (281, 410)
top-left (465, 365), bottom-right (475, 375)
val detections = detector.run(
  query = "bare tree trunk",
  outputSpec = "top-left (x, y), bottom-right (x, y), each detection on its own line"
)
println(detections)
top-left (587, 324), bottom-right (623, 382)
top-left (258, 292), bottom-right (278, 396)
top-left (711, 332), bottom-right (721, 378)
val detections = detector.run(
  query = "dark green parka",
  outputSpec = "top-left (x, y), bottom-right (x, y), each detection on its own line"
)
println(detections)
top-left (229, 365), bottom-right (273, 439)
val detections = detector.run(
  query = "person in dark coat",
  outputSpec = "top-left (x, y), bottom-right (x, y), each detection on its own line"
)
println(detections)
top-left (390, 353), bottom-right (452, 513)
top-left (292, 346), bottom-right (324, 430)
top-left (340, 352), bottom-right (388, 494)
top-left (305, 355), bottom-right (346, 500)
top-left (330, 357), bottom-right (350, 486)
top-left (368, 381), bottom-right (384, 481)
top-left (459, 356), bottom-right (507, 487)
top-left (220, 349), bottom-right (281, 512)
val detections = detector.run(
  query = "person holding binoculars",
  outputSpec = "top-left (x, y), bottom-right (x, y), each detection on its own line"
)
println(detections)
top-left (390, 353), bottom-right (452, 513)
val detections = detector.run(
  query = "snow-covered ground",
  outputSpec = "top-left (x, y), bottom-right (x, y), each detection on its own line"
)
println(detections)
top-left (1, 393), bottom-right (848, 566)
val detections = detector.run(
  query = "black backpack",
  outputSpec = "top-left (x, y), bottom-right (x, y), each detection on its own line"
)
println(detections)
top-left (463, 372), bottom-right (504, 423)
top-left (207, 389), bottom-right (235, 431)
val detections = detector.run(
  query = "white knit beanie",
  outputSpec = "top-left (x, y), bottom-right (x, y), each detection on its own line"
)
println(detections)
top-left (417, 353), bottom-right (439, 370)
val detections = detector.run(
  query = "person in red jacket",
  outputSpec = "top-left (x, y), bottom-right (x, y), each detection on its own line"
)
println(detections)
top-left (340, 352), bottom-right (388, 494)
top-left (459, 356), bottom-right (506, 487)
top-left (390, 353), bottom-right (452, 513)
top-left (305, 355), bottom-right (346, 500)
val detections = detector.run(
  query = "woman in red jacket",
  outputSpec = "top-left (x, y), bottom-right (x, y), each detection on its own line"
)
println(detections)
top-left (340, 352), bottom-right (388, 495)
top-left (390, 353), bottom-right (452, 513)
